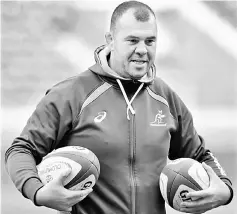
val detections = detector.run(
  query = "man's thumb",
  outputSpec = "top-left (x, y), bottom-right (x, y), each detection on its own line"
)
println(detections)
top-left (55, 168), bottom-right (71, 185)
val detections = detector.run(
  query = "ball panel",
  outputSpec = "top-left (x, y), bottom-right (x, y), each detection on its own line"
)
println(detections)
top-left (159, 168), bottom-right (179, 205)
top-left (166, 158), bottom-right (196, 174)
top-left (172, 184), bottom-right (196, 211)
top-left (160, 158), bottom-right (210, 212)
top-left (37, 146), bottom-right (100, 190)
top-left (188, 162), bottom-right (209, 189)
top-left (69, 174), bottom-right (96, 191)
top-left (165, 159), bottom-right (209, 191)
top-left (81, 163), bottom-right (99, 181)
top-left (91, 153), bottom-right (100, 174)
top-left (169, 173), bottom-right (199, 206)
top-left (49, 146), bottom-right (90, 155)
top-left (65, 162), bottom-right (99, 189)
top-left (170, 174), bottom-right (199, 210)
top-left (159, 173), bottom-right (169, 204)
top-left (37, 156), bottom-right (82, 185)
top-left (44, 153), bottom-right (94, 178)
top-left (46, 149), bottom-right (95, 163)
top-left (66, 164), bottom-right (99, 190)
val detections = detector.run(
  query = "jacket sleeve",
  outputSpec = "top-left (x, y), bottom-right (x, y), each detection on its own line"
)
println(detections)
top-left (168, 92), bottom-right (233, 204)
top-left (5, 82), bottom-right (77, 205)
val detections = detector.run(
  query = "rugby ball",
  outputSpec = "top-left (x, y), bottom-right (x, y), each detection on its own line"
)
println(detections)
top-left (159, 158), bottom-right (209, 212)
top-left (37, 146), bottom-right (100, 191)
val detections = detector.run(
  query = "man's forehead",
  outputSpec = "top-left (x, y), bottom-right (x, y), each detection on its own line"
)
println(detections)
top-left (115, 9), bottom-right (157, 37)
top-left (116, 9), bottom-right (156, 30)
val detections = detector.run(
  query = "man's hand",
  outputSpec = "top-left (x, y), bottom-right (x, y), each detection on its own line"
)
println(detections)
top-left (35, 169), bottom-right (93, 212)
top-left (179, 162), bottom-right (231, 214)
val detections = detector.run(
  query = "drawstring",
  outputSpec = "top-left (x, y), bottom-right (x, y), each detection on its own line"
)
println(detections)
top-left (126, 82), bottom-right (144, 119)
top-left (117, 79), bottom-right (135, 115)
top-left (116, 79), bottom-right (144, 120)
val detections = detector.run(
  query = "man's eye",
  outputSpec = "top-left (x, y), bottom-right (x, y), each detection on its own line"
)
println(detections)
top-left (146, 40), bottom-right (155, 45)
top-left (128, 39), bottom-right (138, 44)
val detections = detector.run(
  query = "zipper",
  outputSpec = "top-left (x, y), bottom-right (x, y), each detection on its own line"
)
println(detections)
top-left (130, 114), bottom-right (136, 214)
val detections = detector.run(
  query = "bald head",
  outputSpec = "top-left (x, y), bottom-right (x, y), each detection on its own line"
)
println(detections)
top-left (110, 1), bottom-right (156, 34)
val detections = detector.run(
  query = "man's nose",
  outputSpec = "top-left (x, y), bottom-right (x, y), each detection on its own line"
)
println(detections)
top-left (135, 42), bottom-right (147, 55)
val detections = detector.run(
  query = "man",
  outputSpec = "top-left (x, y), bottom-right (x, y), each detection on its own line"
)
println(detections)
top-left (5, 1), bottom-right (233, 214)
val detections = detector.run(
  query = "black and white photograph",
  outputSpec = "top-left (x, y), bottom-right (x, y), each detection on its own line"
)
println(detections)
top-left (1, 1), bottom-right (237, 214)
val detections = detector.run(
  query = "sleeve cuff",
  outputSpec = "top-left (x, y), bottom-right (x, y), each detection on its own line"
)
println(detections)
top-left (22, 177), bottom-right (44, 206)
top-left (223, 183), bottom-right (234, 205)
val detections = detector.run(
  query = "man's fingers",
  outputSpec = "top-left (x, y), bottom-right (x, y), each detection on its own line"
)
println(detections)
top-left (180, 201), bottom-right (213, 214)
top-left (66, 188), bottom-right (93, 206)
top-left (70, 188), bottom-right (93, 199)
top-left (79, 188), bottom-right (93, 196)
top-left (186, 189), bottom-right (209, 199)
top-left (181, 198), bottom-right (203, 208)
top-left (180, 206), bottom-right (208, 214)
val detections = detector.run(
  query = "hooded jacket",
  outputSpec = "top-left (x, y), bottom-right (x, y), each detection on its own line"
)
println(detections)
top-left (5, 45), bottom-right (233, 214)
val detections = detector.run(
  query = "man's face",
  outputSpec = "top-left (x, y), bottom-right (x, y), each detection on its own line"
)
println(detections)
top-left (109, 9), bottom-right (157, 80)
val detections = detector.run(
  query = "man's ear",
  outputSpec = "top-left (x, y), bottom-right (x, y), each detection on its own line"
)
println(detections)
top-left (105, 32), bottom-right (114, 50)
top-left (105, 32), bottom-right (113, 44)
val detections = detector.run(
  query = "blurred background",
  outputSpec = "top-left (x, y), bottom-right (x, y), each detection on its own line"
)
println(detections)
top-left (1, 0), bottom-right (236, 213)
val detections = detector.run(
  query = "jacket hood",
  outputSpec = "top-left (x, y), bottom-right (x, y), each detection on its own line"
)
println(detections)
top-left (89, 45), bottom-right (156, 84)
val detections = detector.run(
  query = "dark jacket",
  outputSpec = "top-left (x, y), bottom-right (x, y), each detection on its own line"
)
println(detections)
top-left (5, 46), bottom-right (233, 214)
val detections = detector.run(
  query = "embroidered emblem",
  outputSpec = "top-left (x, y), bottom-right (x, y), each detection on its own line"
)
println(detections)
top-left (150, 110), bottom-right (167, 126)
top-left (94, 111), bottom-right (107, 123)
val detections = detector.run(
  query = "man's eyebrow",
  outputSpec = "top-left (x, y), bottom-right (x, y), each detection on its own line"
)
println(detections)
top-left (124, 36), bottom-right (156, 40)
top-left (147, 36), bottom-right (156, 40)
top-left (125, 36), bottom-right (139, 40)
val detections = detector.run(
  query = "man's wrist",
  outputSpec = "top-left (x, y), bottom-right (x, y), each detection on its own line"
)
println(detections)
top-left (34, 186), bottom-right (44, 206)
top-left (222, 184), bottom-right (233, 205)
top-left (22, 177), bottom-right (44, 205)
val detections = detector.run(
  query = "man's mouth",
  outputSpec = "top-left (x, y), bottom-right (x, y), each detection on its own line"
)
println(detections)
top-left (130, 60), bottom-right (148, 65)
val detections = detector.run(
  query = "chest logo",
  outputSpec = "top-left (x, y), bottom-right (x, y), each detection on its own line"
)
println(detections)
top-left (94, 111), bottom-right (107, 123)
top-left (150, 110), bottom-right (167, 126)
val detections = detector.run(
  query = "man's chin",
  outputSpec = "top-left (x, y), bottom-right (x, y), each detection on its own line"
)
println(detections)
top-left (130, 72), bottom-right (147, 80)
top-left (127, 66), bottom-right (149, 80)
